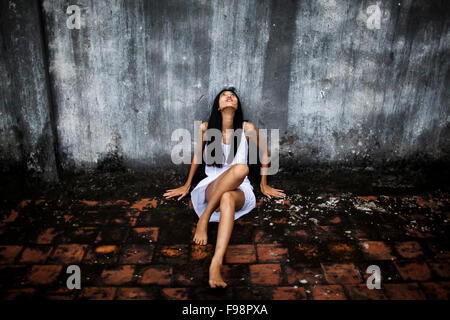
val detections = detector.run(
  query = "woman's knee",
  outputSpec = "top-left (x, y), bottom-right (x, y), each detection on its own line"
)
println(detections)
top-left (232, 164), bottom-right (249, 178)
top-left (220, 191), bottom-right (235, 207)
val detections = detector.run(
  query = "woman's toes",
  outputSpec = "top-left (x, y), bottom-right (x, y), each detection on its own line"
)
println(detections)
top-left (209, 280), bottom-right (227, 288)
top-left (193, 236), bottom-right (208, 246)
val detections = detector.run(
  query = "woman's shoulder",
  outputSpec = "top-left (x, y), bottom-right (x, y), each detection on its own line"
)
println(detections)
top-left (201, 121), bottom-right (208, 132)
top-left (243, 121), bottom-right (256, 133)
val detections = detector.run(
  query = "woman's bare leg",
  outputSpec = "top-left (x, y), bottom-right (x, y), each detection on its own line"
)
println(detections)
top-left (193, 164), bottom-right (249, 245)
top-left (209, 189), bottom-right (245, 288)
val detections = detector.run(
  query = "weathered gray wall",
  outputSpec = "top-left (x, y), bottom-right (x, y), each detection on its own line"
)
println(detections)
top-left (0, 0), bottom-right (58, 181)
top-left (285, 0), bottom-right (450, 166)
top-left (1, 0), bottom-right (449, 182)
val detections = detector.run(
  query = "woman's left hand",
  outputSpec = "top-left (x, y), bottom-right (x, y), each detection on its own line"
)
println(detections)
top-left (260, 183), bottom-right (286, 199)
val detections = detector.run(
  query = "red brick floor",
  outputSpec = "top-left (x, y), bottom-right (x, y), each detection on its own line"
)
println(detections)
top-left (0, 193), bottom-right (448, 300)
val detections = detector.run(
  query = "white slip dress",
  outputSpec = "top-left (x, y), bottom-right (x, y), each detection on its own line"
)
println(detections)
top-left (190, 123), bottom-right (256, 223)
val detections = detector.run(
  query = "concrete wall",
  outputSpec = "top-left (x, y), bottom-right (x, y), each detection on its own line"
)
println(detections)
top-left (1, 0), bottom-right (449, 182)
top-left (0, 0), bottom-right (58, 181)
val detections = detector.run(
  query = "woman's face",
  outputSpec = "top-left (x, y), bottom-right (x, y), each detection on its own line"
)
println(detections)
top-left (218, 91), bottom-right (238, 111)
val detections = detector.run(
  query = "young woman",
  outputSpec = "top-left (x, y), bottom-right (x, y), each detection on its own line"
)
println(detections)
top-left (163, 87), bottom-right (285, 288)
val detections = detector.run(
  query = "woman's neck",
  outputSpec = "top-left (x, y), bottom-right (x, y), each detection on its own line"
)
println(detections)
top-left (221, 113), bottom-right (234, 132)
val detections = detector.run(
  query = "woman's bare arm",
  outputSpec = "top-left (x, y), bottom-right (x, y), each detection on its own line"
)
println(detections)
top-left (245, 121), bottom-right (286, 199)
top-left (184, 121), bottom-right (208, 187)
top-left (163, 121), bottom-right (207, 200)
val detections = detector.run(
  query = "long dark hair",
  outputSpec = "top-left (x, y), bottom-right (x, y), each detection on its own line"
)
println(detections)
top-left (204, 87), bottom-right (247, 168)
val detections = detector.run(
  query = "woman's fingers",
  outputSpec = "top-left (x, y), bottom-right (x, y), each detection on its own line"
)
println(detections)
top-left (164, 190), bottom-right (175, 197)
top-left (165, 185), bottom-right (189, 199)
top-left (262, 189), bottom-right (285, 199)
top-left (164, 190), bottom-right (189, 201)
top-left (261, 186), bottom-right (286, 199)
top-left (270, 191), bottom-right (285, 198)
top-left (165, 191), bottom-right (178, 199)
top-left (263, 190), bottom-right (272, 199)
top-left (178, 191), bottom-right (189, 200)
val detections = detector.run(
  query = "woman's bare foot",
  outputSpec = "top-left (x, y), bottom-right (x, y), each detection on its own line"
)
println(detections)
top-left (193, 215), bottom-right (209, 245)
top-left (209, 258), bottom-right (227, 288)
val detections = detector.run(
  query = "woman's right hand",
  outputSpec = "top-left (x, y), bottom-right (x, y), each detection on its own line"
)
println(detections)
top-left (163, 184), bottom-right (190, 200)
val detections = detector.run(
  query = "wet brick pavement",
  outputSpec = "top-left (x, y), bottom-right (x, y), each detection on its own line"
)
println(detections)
top-left (0, 191), bottom-right (449, 300)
